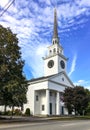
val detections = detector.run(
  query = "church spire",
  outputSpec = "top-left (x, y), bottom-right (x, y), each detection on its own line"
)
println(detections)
top-left (52, 8), bottom-right (59, 45)
top-left (53, 8), bottom-right (58, 38)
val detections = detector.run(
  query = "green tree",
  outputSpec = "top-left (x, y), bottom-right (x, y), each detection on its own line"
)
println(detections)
top-left (73, 86), bottom-right (89, 115)
top-left (85, 89), bottom-right (90, 115)
top-left (63, 86), bottom-right (89, 115)
top-left (63, 87), bottom-right (74, 114)
top-left (0, 25), bottom-right (28, 113)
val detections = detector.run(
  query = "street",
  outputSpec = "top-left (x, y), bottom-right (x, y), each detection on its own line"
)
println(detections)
top-left (0, 120), bottom-right (90, 130)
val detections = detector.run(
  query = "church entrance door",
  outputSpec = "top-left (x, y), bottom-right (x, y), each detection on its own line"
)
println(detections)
top-left (61, 106), bottom-right (64, 115)
top-left (50, 103), bottom-right (52, 115)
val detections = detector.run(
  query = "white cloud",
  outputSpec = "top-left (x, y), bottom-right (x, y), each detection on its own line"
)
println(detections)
top-left (78, 80), bottom-right (85, 83)
top-left (76, 0), bottom-right (90, 7)
top-left (74, 80), bottom-right (90, 90)
top-left (21, 41), bottom-right (49, 78)
top-left (36, 45), bottom-right (47, 56)
top-left (0, 0), bottom-right (9, 7)
top-left (74, 80), bottom-right (85, 86)
top-left (68, 54), bottom-right (77, 76)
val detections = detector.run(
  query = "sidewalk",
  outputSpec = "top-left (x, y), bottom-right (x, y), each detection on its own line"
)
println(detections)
top-left (0, 116), bottom-right (51, 123)
top-left (0, 115), bottom-right (90, 124)
top-left (0, 116), bottom-right (52, 129)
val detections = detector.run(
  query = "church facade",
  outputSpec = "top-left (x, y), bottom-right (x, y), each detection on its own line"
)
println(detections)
top-left (24, 8), bottom-right (74, 116)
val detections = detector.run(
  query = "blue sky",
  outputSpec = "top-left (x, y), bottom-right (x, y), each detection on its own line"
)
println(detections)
top-left (0, 0), bottom-right (90, 89)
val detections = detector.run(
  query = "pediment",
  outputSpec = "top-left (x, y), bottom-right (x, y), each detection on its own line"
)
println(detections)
top-left (48, 71), bottom-right (74, 88)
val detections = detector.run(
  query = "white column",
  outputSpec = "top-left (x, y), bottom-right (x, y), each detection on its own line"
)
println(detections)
top-left (33, 91), bottom-right (35, 115)
top-left (46, 89), bottom-right (49, 115)
top-left (56, 92), bottom-right (60, 115)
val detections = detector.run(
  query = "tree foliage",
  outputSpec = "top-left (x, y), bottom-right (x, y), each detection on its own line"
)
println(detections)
top-left (63, 87), bottom-right (74, 114)
top-left (0, 25), bottom-right (28, 112)
top-left (63, 86), bottom-right (90, 115)
top-left (85, 89), bottom-right (90, 115)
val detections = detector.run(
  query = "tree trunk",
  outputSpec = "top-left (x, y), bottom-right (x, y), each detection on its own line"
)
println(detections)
top-left (4, 105), bottom-right (7, 114)
top-left (11, 105), bottom-right (14, 117)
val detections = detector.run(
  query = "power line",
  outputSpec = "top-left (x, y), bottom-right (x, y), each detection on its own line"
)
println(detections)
top-left (1, 0), bottom-right (12, 10)
top-left (0, 0), bottom-right (15, 17)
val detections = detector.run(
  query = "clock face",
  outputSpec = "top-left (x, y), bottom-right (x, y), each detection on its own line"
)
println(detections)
top-left (48, 60), bottom-right (54, 68)
top-left (60, 60), bottom-right (65, 69)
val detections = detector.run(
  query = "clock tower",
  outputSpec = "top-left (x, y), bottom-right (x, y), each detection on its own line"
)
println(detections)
top-left (43, 8), bottom-right (68, 77)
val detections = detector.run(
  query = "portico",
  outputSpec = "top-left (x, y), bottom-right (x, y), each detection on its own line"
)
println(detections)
top-left (34, 89), bottom-right (61, 115)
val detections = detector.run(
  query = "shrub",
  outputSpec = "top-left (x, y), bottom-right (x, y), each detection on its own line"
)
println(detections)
top-left (0, 111), bottom-right (3, 115)
top-left (25, 108), bottom-right (30, 116)
top-left (14, 109), bottom-right (22, 116)
top-left (5, 110), bottom-right (12, 116)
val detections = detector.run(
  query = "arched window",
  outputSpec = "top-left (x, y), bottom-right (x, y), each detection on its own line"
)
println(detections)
top-left (55, 40), bottom-right (57, 43)
top-left (50, 50), bottom-right (52, 54)
top-left (53, 41), bottom-right (54, 44)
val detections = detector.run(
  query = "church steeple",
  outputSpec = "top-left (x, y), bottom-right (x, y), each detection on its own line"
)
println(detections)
top-left (43, 7), bottom-right (67, 77)
top-left (52, 8), bottom-right (59, 45)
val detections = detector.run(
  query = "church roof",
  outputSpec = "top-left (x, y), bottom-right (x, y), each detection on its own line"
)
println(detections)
top-left (28, 74), bottom-right (53, 82)
top-left (28, 71), bottom-right (74, 87)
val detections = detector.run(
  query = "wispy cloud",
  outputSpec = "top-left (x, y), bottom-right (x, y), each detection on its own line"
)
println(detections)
top-left (68, 54), bottom-right (77, 76)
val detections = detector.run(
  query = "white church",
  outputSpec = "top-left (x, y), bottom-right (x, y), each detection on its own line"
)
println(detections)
top-left (24, 8), bottom-right (74, 116)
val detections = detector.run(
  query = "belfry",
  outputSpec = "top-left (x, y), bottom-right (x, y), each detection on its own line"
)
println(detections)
top-left (24, 8), bottom-right (74, 116)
